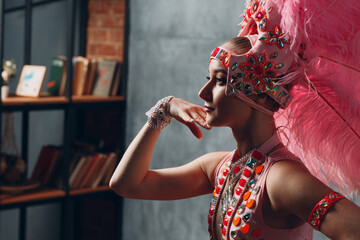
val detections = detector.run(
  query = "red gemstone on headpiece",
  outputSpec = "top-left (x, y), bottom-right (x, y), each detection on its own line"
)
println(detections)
top-left (246, 8), bottom-right (252, 18)
top-left (223, 168), bottom-right (229, 176)
top-left (235, 187), bottom-right (242, 195)
top-left (256, 12), bottom-right (263, 20)
top-left (211, 47), bottom-right (220, 58)
top-left (234, 166), bottom-right (240, 174)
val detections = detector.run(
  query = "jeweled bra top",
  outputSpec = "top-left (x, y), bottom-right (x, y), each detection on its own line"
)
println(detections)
top-left (208, 134), bottom-right (313, 240)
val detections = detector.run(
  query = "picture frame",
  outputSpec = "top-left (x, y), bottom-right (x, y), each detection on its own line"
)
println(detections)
top-left (16, 65), bottom-right (47, 97)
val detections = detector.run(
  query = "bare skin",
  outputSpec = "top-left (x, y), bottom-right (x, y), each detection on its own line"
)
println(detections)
top-left (110, 48), bottom-right (360, 240)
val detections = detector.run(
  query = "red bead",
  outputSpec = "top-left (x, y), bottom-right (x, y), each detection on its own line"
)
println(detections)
top-left (227, 208), bottom-right (233, 216)
top-left (222, 226), bottom-right (227, 236)
top-left (240, 224), bottom-right (250, 234)
top-left (235, 187), bottom-right (242, 195)
top-left (208, 216), bottom-right (212, 224)
top-left (215, 187), bottom-right (221, 194)
top-left (243, 169), bottom-right (251, 177)
top-left (239, 178), bottom-right (246, 187)
top-left (219, 178), bottom-right (225, 185)
top-left (223, 168), bottom-right (229, 176)
top-left (234, 166), bottom-right (240, 173)
top-left (209, 207), bottom-right (215, 215)
top-left (223, 217), bottom-right (229, 226)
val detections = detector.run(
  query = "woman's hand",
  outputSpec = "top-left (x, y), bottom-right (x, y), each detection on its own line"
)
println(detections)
top-left (168, 97), bottom-right (211, 139)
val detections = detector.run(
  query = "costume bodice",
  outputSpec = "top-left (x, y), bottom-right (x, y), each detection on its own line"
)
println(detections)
top-left (208, 143), bottom-right (313, 240)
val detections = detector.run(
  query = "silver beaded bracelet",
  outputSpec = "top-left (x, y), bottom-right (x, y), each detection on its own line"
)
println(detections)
top-left (145, 96), bottom-right (174, 131)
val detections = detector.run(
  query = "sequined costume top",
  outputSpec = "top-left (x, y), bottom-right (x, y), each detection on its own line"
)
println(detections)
top-left (208, 135), bottom-right (313, 240)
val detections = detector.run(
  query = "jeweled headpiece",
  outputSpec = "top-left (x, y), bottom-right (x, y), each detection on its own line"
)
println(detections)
top-left (210, 0), bottom-right (295, 115)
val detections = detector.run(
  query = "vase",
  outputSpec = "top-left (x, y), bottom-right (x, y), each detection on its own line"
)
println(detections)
top-left (1, 85), bottom-right (9, 100)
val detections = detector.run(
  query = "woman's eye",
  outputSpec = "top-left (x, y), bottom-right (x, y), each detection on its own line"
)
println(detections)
top-left (215, 77), bottom-right (227, 85)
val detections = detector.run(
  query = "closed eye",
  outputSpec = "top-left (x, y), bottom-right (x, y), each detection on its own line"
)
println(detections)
top-left (215, 77), bottom-right (226, 85)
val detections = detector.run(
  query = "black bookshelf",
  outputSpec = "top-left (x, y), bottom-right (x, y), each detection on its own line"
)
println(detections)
top-left (0, 0), bottom-right (127, 239)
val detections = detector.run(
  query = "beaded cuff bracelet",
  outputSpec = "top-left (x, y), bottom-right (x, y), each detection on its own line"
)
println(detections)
top-left (146, 96), bottom-right (174, 131)
top-left (308, 191), bottom-right (345, 230)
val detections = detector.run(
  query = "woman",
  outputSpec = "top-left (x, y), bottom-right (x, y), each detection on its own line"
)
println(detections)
top-left (110, 0), bottom-right (360, 239)
top-left (110, 36), bottom-right (360, 239)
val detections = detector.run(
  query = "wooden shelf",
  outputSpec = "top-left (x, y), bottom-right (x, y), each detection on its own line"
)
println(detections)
top-left (0, 188), bottom-right (66, 206)
top-left (71, 95), bottom-right (125, 103)
top-left (1, 96), bottom-right (68, 106)
top-left (69, 185), bottom-right (111, 196)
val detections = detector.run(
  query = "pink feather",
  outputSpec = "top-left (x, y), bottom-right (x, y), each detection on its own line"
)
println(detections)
top-left (269, 0), bottom-right (360, 196)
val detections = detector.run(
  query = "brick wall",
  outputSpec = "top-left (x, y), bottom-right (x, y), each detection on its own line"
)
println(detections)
top-left (86, 0), bottom-right (126, 61)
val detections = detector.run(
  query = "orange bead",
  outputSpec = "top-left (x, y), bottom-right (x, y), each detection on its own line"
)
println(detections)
top-left (233, 217), bottom-right (241, 226)
top-left (255, 165), bottom-right (264, 174)
top-left (246, 199), bottom-right (256, 209)
top-left (240, 224), bottom-right (250, 234)
top-left (243, 191), bottom-right (251, 201)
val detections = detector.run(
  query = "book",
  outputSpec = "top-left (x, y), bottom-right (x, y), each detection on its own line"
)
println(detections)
top-left (110, 62), bottom-right (122, 96)
top-left (90, 152), bottom-right (117, 188)
top-left (83, 58), bottom-right (98, 95)
top-left (31, 145), bottom-right (61, 186)
top-left (79, 153), bottom-right (105, 188)
top-left (58, 57), bottom-right (67, 96)
top-left (72, 56), bottom-right (90, 96)
top-left (69, 155), bottom-right (93, 189)
top-left (92, 59), bottom-right (119, 97)
top-left (46, 56), bottom-right (67, 96)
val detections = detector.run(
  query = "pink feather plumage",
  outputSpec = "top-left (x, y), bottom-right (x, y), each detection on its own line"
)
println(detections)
top-left (267, 0), bottom-right (360, 196)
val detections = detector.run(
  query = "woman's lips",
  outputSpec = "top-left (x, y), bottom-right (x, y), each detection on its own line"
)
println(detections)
top-left (204, 105), bottom-right (214, 112)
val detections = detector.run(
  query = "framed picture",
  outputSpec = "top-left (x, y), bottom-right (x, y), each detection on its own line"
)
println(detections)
top-left (16, 65), bottom-right (47, 97)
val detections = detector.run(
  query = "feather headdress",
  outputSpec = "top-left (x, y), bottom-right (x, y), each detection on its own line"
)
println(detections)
top-left (266, 0), bottom-right (360, 196)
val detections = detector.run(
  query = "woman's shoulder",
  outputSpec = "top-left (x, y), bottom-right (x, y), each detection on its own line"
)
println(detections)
top-left (196, 151), bottom-right (232, 188)
top-left (265, 156), bottom-right (331, 215)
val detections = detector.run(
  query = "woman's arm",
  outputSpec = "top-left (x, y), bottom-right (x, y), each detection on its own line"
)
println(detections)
top-left (267, 160), bottom-right (360, 240)
top-left (109, 97), bottom-right (224, 200)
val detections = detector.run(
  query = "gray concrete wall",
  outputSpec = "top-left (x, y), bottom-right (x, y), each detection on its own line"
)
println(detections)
top-left (124, 1), bottom-right (246, 239)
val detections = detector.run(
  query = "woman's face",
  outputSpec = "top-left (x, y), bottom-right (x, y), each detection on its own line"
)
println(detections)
top-left (198, 59), bottom-right (253, 128)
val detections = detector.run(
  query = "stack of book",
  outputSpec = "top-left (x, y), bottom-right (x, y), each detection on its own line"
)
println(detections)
top-left (46, 56), bottom-right (122, 97)
top-left (31, 145), bottom-right (118, 189)
top-left (68, 152), bottom-right (118, 189)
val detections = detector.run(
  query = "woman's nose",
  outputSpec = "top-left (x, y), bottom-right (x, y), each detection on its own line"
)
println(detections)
top-left (198, 80), bottom-right (212, 101)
